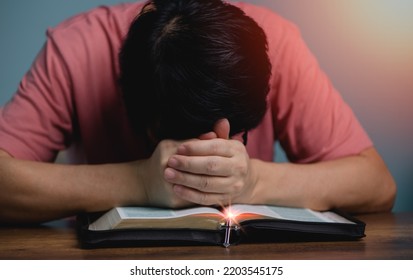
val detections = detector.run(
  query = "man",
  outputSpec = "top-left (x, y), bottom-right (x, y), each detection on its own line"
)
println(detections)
top-left (0, 0), bottom-right (396, 224)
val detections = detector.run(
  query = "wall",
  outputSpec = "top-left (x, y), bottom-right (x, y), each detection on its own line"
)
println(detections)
top-left (1, 0), bottom-right (412, 211)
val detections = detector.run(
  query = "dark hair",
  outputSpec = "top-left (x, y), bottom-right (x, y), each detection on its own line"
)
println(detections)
top-left (119, 0), bottom-right (271, 141)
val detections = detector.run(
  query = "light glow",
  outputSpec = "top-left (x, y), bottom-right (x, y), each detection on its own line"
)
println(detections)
top-left (223, 205), bottom-right (240, 224)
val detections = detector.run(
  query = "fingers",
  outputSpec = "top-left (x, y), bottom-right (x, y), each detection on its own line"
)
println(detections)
top-left (167, 154), bottom-right (232, 176)
top-left (173, 185), bottom-right (232, 206)
top-left (164, 138), bottom-right (249, 196)
top-left (177, 138), bottom-right (244, 157)
top-left (160, 120), bottom-right (250, 206)
top-left (165, 166), bottom-right (239, 193)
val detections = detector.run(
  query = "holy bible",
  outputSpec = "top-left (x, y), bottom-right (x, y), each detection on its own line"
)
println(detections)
top-left (77, 204), bottom-right (365, 248)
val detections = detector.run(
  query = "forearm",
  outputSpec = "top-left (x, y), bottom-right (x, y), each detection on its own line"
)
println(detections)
top-left (250, 147), bottom-right (396, 213)
top-left (0, 156), bottom-right (146, 224)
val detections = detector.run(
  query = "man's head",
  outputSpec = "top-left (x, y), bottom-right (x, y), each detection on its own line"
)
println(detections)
top-left (119, 0), bottom-right (271, 141)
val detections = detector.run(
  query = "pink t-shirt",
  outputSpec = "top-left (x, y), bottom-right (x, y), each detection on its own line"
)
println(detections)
top-left (0, 2), bottom-right (372, 164)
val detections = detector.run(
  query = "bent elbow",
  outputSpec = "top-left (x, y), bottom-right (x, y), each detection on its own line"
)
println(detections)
top-left (380, 174), bottom-right (397, 212)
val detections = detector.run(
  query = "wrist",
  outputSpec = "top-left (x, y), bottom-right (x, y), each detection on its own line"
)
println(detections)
top-left (247, 159), bottom-right (270, 204)
top-left (247, 159), bottom-right (287, 205)
top-left (132, 160), bottom-right (151, 206)
top-left (94, 161), bottom-right (149, 208)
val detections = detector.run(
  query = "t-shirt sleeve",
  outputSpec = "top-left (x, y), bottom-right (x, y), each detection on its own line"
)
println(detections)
top-left (265, 14), bottom-right (373, 163)
top-left (0, 34), bottom-right (74, 162)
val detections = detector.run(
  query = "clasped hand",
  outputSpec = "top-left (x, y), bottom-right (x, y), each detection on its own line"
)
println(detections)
top-left (165, 136), bottom-right (255, 206)
top-left (142, 119), bottom-right (257, 208)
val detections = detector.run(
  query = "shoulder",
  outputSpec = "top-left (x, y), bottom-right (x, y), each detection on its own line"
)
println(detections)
top-left (47, 3), bottom-right (143, 37)
top-left (38, 2), bottom-right (145, 91)
top-left (44, 2), bottom-right (144, 58)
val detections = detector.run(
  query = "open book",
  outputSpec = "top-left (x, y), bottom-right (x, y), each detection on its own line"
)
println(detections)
top-left (77, 204), bottom-right (365, 248)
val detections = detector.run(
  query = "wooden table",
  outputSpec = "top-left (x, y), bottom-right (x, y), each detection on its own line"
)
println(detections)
top-left (1, 212), bottom-right (412, 260)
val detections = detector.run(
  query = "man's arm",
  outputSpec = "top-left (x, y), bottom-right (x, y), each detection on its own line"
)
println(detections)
top-left (0, 140), bottom-right (190, 224)
top-left (0, 149), bottom-right (143, 223)
top-left (249, 147), bottom-right (396, 213)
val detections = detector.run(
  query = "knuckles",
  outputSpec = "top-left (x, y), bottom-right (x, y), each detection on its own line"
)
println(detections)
top-left (205, 158), bottom-right (219, 173)
top-left (199, 176), bottom-right (210, 190)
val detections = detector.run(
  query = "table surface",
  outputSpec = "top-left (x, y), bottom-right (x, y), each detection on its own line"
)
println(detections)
top-left (1, 212), bottom-right (412, 260)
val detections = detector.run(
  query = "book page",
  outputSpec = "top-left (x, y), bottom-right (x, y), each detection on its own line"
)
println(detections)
top-left (88, 206), bottom-right (224, 231)
top-left (229, 204), bottom-right (354, 224)
top-left (118, 206), bottom-right (223, 219)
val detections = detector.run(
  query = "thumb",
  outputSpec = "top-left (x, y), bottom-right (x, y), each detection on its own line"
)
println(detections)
top-left (198, 131), bottom-right (218, 140)
top-left (213, 118), bottom-right (230, 139)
